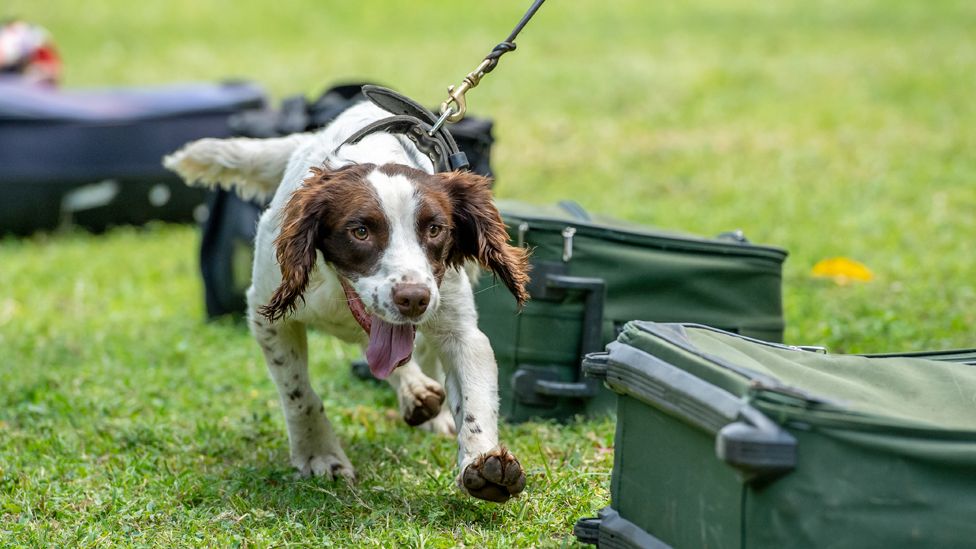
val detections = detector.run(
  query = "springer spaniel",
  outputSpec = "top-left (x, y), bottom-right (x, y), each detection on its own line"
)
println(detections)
top-left (163, 101), bottom-right (530, 502)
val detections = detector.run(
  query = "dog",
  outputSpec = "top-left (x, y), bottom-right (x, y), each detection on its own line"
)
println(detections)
top-left (163, 101), bottom-right (530, 502)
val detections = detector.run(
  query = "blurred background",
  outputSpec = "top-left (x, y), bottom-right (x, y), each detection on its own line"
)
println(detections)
top-left (5, 0), bottom-right (974, 347)
top-left (5, 0), bottom-right (975, 348)
top-left (2, 0), bottom-right (975, 545)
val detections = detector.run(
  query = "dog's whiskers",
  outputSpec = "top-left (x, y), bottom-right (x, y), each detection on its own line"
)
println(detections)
top-left (472, 282), bottom-right (501, 296)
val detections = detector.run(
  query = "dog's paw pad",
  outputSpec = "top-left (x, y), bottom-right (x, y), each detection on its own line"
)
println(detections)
top-left (459, 447), bottom-right (526, 503)
top-left (402, 382), bottom-right (445, 426)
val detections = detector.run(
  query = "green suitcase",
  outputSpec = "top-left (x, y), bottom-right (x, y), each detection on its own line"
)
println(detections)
top-left (474, 201), bottom-right (787, 422)
top-left (575, 321), bottom-right (976, 549)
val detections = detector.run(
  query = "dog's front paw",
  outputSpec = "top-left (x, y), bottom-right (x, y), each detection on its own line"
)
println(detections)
top-left (400, 380), bottom-right (445, 427)
top-left (458, 447), bottom-right (526, 503)
top-left (291, 450), bottom-right (356, 481)
top-left (419, 407), bottom-right (456, 436)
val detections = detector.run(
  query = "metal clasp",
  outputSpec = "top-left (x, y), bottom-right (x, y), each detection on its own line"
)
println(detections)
top-left (562, 226), bottom-right (576, 262)
top-left (428, 107), bottom-right (455, 136)
top-left (439, 58), bottom-right (493, 124)
top-left (517, 222), bottom-right (530, 247)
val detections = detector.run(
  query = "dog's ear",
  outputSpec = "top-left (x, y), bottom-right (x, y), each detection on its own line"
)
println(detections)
top-left (258, 167), bottom-right (335, 323)
top-left (439, 171), bottom-right (531, 308)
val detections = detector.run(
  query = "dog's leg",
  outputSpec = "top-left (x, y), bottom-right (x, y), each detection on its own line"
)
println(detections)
top-left (383, 333), bottom-right (455, 436)
top-left (385, 357), bottom-right (447, 430)
top-left (250, 316), bottom-right (355, 480)
top-left (413, 333), bottom-right (455, 435)
top-left (427, 270), bottom-right (526, 503)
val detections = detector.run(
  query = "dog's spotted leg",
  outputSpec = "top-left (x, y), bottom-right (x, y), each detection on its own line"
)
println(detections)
top-left (393, 332), bottom-right (455, 436)
top-left (429, 271), bottom-right (526, 503)
top-left (250, 316), bottom-right (355, 481)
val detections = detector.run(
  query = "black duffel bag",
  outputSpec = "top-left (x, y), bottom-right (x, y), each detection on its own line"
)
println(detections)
top-left (200, 83), bottom-right (496, 318)
top-left (0, 79), bottom-right (266, 235)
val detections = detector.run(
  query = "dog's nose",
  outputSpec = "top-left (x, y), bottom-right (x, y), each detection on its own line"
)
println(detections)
top-left (392, 283), bottom-right (431, 319)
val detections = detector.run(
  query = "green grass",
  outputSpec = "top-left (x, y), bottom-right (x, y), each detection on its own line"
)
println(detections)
top-left (3, 0), bottom-right (976, 545)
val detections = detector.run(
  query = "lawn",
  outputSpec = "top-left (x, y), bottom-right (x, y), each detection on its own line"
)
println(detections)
top-left (2, 0), bottom-right (975, 546)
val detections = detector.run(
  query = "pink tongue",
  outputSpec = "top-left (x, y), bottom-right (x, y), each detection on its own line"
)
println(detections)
top-left (365, 314), bottom-right (415, 380)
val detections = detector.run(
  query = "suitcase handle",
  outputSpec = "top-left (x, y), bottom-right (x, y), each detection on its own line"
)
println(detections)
top-left (514, 269), bottom-right (607, 402)
top-left (544, 274), bottom-right (606, 357)
top-left (574, 507), bottom-right (672, 549)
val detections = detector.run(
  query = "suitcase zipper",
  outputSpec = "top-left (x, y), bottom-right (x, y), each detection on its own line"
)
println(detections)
top-left (669, 323), bottom-right (974, 361)
top-left (561, 226), bottom-right (576, 262)
top-left (502, 211), bottom-right (788, 261)
top-left (517, 222), bottom-right (529, 247)
top-left (673, 323), bottom-right (828, 354)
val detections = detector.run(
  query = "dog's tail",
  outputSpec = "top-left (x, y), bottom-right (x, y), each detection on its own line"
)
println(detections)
top-left (163, 134), bottom-right (309, 200)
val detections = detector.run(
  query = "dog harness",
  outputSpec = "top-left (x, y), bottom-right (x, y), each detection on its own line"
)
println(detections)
top-left (340, 85), bottom-right (470, 173)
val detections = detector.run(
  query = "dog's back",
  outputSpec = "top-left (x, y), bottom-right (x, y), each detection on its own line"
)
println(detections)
top-left (162, 102), bottom-right (432, 202)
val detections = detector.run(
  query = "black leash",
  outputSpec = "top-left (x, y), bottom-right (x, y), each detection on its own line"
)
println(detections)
top-left (339, 0), bottom-right (546, 173)
top-left (434, 0), bottom-right (547, 129)
top-left (483, 0), bottom-right (547, 74)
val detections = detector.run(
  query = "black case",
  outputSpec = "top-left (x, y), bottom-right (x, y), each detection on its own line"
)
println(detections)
top-left (0, 79), bottom-right (266, 235)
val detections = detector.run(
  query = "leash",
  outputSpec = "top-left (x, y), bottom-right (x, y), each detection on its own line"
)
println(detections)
top-left (432, 0), bottom-right (547, 133)
top-left (340, 0), bottom-right (546, 173)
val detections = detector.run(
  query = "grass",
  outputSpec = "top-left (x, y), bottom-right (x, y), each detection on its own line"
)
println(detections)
top-left (2, 0), bottom-right (976, 546)
top-left (0, 226), bottom-right (615, 546)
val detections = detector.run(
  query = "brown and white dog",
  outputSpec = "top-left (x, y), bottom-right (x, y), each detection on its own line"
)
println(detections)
top-left (163, 101), bottom-right (530, 502)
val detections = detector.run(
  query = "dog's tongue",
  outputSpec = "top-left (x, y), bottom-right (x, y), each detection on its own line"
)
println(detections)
top-left (365, 315), bottom-right (415, 380)
top-left (340, 278), bottom-right (415, 380)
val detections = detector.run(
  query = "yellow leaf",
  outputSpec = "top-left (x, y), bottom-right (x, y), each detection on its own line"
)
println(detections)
top-left (811, 257), bottom-right (874, 284)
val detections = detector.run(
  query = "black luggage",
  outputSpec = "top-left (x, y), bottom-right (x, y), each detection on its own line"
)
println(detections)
top-left (0, 79), bottom-right (266, 235)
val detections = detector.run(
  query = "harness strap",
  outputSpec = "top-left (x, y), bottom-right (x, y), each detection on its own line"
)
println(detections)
top-left (338, 86), bottom-right (469, 173)
top-left (362, 85), bottom-right (437, 125)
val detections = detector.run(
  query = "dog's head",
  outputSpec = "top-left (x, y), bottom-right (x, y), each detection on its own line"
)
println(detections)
top-left (258, 163), bottom-right (529, 377)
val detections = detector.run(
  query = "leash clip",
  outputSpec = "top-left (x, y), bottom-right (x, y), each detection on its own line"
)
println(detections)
top-left (428, 106), bottom-right (455, 136)
top-left (439, 58), bottom-right (492, 124)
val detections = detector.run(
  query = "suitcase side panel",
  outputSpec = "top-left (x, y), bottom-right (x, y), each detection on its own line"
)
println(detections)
top-left (612, 396), bottom-right (743, 549)
top-left (745, 427), bottom-right (976, 548)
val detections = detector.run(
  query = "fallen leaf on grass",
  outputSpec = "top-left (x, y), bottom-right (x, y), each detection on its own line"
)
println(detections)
top-left (811, 257), bottom-right (874, 285)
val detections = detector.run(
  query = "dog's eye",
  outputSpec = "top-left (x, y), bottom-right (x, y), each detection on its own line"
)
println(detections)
top-left (428, 224), bottom-right (443, 238)
top-left (351, 226), bottom-right (369, 241)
